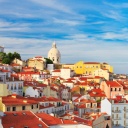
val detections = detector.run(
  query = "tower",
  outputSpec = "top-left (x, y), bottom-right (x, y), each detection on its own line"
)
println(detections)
top-left (48, 42), bottom-right (61, 64)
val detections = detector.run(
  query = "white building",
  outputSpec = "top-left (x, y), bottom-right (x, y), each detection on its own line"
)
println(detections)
top-left (101, 96), bottom-right (128, 127)
top-left (61, 88), bottom-right (70, 100)
top-left (63, 81), bottom-right (74, 89)
top-left (48, 42), bottom-right (61, 64)
top-left (0, 46), bottom-right (4, 52)
top-left (25, 86), bottom-right (44, 97)
top-left (60, 68), bottom-right (71, 79)
top-left (6, 79), bottom-right (23, 96)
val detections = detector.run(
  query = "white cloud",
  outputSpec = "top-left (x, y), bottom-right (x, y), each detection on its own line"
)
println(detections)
top-left (29, 0), bottom-right (73, 14)
top-left (53, 18), bottom-right (81, 26)
top-left (102, 10), bottom-right (123, 21)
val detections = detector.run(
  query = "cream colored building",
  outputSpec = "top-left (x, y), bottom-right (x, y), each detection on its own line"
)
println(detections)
top-left (0, 84), bottom-right (10, 96)
top-left (27, 56), bottom-right (46, 71)
top-left (12, 58), bottom-right (26, 67)
top-left (48, 42), bottom-right (61, 64)
top-left (43, 85), bottom-right (58, 98)
top-left (62, 64), bottom-right (74, 70)
top-left (92, 69), bottom-right (110, 80)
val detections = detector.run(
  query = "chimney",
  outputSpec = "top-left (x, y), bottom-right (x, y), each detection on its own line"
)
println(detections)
top-left (23, 100), bottom-right (27, 103)
top-left (12, 94), bottom-right (17, 98)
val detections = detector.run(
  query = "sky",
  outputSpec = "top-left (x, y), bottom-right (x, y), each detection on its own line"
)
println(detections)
top-left (0, 0), bottom-right (128, 74)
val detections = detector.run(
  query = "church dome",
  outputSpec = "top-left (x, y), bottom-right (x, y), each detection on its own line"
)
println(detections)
top-left (48, 42), bottom-right (61, 64)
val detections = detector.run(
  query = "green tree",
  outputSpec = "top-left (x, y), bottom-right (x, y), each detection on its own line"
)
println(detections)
top-left (7, 52), bottom-right (14, 60)
top-left (1, 52), bottom-right (21, 64)
top-left (44, 58), bottom-right (53, 64)
top-left (0, 52), bottom-right (6, 60)
top-left (13, 52), bottom-right (21, 60)
top-left (2, 57), bottom-right (11, 64)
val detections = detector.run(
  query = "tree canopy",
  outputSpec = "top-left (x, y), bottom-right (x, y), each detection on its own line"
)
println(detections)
top-left (44, 58), bottom-right (53, 64)
top-left (1, 52), bottom-right (21, 64)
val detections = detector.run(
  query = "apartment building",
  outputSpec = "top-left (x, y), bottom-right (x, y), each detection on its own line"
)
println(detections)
top-left (101, 96), bottom-right (128, 127)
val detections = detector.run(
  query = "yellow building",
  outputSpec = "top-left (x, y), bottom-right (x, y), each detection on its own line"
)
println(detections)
top-left (0, 94), bottom-right (39, 113)
top-left (74, 61), bottom-right (113, 75)
top-left (0, 84), bottom-right (10, 96)
top-left (101, 62), bottom-right (113, 73)
top-left (27, 56), bottom-right (46, 71)
top-left (62, 64), bottom-right (74, 70)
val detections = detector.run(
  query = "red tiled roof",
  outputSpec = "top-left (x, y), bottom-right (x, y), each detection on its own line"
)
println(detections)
top-left (73, 116), bottom-right (93, 126)
top-left (52, 69), bottom-right (60, 72)
top-left (84, 62), bottom-right (100, 64)
top-left (62, 120), bottom-right (77, 124)
top-left (88, 88), bottom-right (106, 97)
top-left (1, 95), bottom-right (38, 105)
top-left (106, 81), bottom-right (122, 87)
top-left (2, 111), bottom-right (48, 128)
top-left (36, 113), bottom-right (63, 126)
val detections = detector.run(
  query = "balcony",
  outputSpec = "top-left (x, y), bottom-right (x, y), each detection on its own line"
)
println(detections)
top-left (125, 116), bottom-right (128, 119)
top-left (113, 124), bottom-right (120, 127)
top-left (113, 117), bottom-right (121, 120)
top-left (124, 109), bottom-right (128, 112)
top-left (112, 110), bottom-right (121, 113)
top-left (125, 123), bottom-right (128, 126)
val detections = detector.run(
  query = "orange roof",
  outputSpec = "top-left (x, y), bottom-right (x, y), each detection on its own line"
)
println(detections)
top-left (2, 95), bottom-right (38, 105)
top-left (71, 86), bottom-right (80, 92)
top-left (88, 88), bottom-right (106, 97)
top-left (63, 120), bottom-right (77, 124)
top-left (73, 116), bottom-right (93, 126)
top-left (52, 69), bottom-right (60, 72)
top-left (84, 62), bottom-right (100, 64)
top-left (106, 81), bottom-right (122, 87)
top-left (11, 63), bottom-right (21, 66)
top-left (2, 111), bottom-right (48, 128)
top-left (36, 113), bottom-right (63, 126)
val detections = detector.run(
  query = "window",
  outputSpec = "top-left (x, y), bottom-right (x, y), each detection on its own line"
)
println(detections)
top-left (37, 104), bottom-right (38, 108)
top-left (119, 88), bottom-right (121, 91)
top-left (57, 58), bottom-right (59, 62)
top-left (7, 107), bottom-right (10, 111)
top-left (12, 107), bottom-right (16, 111)
top-left (24, 126), bottom-right (29, 128)
top-left (22, 106), bottom-right (25, 110)
top-left (111, 88), bottom-right (113, 91)
top-left (31, 105), bottom-right (33, 109)
top-left (11, 86), bottom-right (13, 90)
top-left (115, 88), bottom-right (117, 91)
top-left (14, 85), bottom-right (16, 90)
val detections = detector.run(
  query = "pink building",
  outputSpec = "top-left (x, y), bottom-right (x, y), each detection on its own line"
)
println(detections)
top-left (100, 81), bottom-right (124, 98)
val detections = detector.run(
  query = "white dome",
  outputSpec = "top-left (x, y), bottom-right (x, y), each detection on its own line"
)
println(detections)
top-left (48, 42), bottom-right (61, 64)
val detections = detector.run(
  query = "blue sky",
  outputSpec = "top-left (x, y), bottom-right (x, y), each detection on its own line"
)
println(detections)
top-left (0, 0), bottom-right (128, 73)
